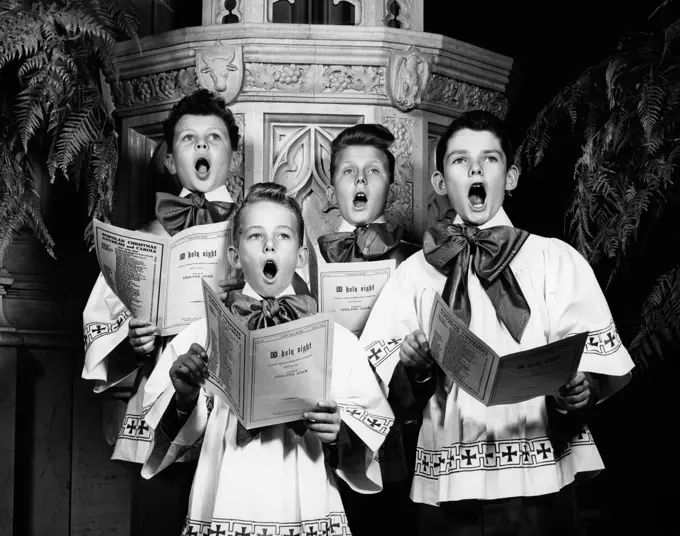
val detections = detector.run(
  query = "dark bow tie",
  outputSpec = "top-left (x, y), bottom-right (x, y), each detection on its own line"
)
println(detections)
top-left (423, 221), bottom-right (531, 343)
top-left (225, 290), bottom-right (318, 446)
top-left (317, 222), bottom-right (404, 263)
top-left (155, 191), bottom-right (235, 236)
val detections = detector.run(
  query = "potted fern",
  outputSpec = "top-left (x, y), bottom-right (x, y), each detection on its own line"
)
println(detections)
top-left (517, 0), bottom-right (680, 369)
top-left (0, 0), bottom-right (143, 263)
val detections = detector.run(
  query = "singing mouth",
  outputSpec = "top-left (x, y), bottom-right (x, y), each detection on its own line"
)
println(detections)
top-left (195, 157), bottom-right (211, 175)
top-left (263, 259), bottom-right (278, 281)
top-left (468, 182), bottom-right (486, 208)
top-left (353, 191), bottom-right (368, 209)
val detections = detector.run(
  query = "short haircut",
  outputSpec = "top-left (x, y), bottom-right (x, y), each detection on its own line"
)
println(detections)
top-left (163, 89), bottom-right (240, 151)
top-left (435, 110), bottom-right (514, 174)
top-left (233, 183), bottom-right (305, 245)
top-left (329, 124), bottom-right (396, 184)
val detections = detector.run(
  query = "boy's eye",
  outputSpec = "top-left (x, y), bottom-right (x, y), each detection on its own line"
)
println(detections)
top-left (182, 134), bottom-right (195, 142)
top-left (343, 168), bottom-right (355, 174)
top-left (451, 157), bottom-right (466, 165)
top-left (248, 233), bottom-right (262, 240)
top-left (277, 233), bottom-right (290, 240)
top-left (485, 155), bottom-right (498, 163)
top-left (209, 133), bottom-right (221, 141)
top-left (367, 168), bottom-right (380, 174)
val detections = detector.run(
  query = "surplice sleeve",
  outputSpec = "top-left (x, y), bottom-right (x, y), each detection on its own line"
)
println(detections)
top-left (81, 220), bottom-right (169, 389)
top-left (330, 325), bottom-right (395, 494)
top-left (359, 254), bottom-right (424, 389)
top-left (545, 238), bottom-right (635, 401)
top-left (140, 320), bottom-right (211, 478)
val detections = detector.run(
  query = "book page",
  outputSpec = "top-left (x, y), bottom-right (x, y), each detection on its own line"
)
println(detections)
top-left (427, 292), bottom-right (498, 403)
top-left (488, 332), bottom-right (588, 406)
top-left (317, 257), bottom-right (395, 336)
top-left (202, 281), bottom-right (248, 418)
top-left (246, 313), bottom-right (334, 429)
top-left (161, 221), bottom-right (233, 335)
top-left (93, 219), bottom-right (165, 324)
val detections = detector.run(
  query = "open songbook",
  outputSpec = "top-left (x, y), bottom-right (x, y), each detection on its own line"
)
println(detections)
top-left (92, 219), bottom-right (234, 336)
top-left (427, 292), bottom-right (588, 406)
top-left (201, 280), bottom-right (334, 430)
top-left (316, 256), bottom-right (396, 336)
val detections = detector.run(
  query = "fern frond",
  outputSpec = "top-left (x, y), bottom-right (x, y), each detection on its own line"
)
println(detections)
top-left (630, 264), bottom-right (680, 368)
top-left (638, 79), bottom-right (665, 140)
top-left (55, 101), bottom-right (102, 179)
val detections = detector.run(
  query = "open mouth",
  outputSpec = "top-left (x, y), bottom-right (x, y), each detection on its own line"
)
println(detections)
top-left (263, 260), bottom-right (278, 281)
top-left (195, 157), bottom-right (211, 175)
top-left (353, 192), bottom-right (368, 209)
top-left (468, 183), bottom-right (486, 208)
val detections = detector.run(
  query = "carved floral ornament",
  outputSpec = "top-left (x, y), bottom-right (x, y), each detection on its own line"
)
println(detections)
top-left (109, 63), bottom-right (506, 120)
top-left (386, 46), bottom-right (431, 113)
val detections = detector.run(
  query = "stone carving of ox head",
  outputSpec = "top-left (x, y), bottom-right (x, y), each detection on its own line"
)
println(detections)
top-left (200, 50), bottom-right (238, 93)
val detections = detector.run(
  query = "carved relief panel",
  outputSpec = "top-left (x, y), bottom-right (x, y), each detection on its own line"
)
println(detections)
top-left (264, 114), bottom-right (363, 244)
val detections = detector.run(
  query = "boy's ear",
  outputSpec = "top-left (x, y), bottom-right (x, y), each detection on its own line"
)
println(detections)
top-left (431, 171), bottom-right (447, 196)
top-left (505, 164), bottom-right (520, 192)
top-left (326, 184), bottom-right (337, 206)
top-left (296, 244), bottom-right (309, 271)
top-left (164, 152), bottom-right (177, 175)
top-left (227, 245), bottom-right (241, 269)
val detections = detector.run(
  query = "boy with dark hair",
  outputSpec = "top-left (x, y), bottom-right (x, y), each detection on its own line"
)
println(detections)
top-left (361, 110), bottom-right (634, 535)
top-left (82, 88), bottom-right (243, 534)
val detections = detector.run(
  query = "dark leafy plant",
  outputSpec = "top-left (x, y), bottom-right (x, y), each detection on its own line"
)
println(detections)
top-left (517, 0), bottom-right (680, 368)
top-left (0, 0), bottom-right (145, 260)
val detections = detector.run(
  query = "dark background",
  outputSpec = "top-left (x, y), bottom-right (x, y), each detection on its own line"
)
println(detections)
top-left (425, 2), bottom-right (679, 534)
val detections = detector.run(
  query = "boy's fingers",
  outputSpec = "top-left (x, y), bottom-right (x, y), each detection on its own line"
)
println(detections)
top-left (131, 334), bottom-right (156, 347)
top-left (414, 331), bottom-right (429, 351)
top-left (130, 325), bottom-right (158, 338)
top-left (565, 389), bottom-right (590, 405)
top-left (315, 400), bottom-right (337, 412)
top-left (189, 343), bottom-right (208, 361)
top-left (564, 372), bottom-right (586, 390)
top-left (303, 411), bottom-right (339, 423)
top-left (135, 342), bottom-right (155, 355)
top-left (305, 422), bottom-right (338, 433)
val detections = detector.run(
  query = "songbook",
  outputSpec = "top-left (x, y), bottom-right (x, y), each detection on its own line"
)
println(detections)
top-left (93, 218), bottom-right (234, 336)
top-left (201, 280), bottom-right (334, 429)
top-left (427, 292), bottom-right (587, 406)
top-left (316, 256), bottom-right (396, 336)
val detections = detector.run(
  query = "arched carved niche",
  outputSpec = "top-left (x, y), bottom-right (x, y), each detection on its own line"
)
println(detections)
top-left (264, 114), bottom-right (363, 244)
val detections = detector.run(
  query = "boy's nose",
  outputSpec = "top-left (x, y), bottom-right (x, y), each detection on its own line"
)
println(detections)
top-left (469, 161), bottom-right (483, 176)
top-left (196, 140), bottom-right (208, 150)
top-left (264, 238), bottom-right (275, 252)
top-left (355, 172), bottom-right (366, 184)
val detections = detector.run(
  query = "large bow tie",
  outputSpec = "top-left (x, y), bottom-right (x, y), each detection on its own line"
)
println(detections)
top-left (317, 222), bottom-right (404, 263)
top-left (423, 221), bottom-right (531, 343)
top-left (155, 191), bottom-right (235, 236)
top-left (225, 293), bottom-right (318, 331)
top-left (225, 290), bottom-right (318, 446)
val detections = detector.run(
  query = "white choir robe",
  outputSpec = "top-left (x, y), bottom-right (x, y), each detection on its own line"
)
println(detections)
top-left (141, 283), bottom-right (395, 535)
top-left (314, 214), bottom-right (411, 484)
top-left (81, 186), bottom-right (233, 464)
top-left (360, 207), bottom-right (635, 506)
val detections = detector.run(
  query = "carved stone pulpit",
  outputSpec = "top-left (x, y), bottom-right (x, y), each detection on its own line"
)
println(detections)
top-left (110, 0), bottom-right (513, 246)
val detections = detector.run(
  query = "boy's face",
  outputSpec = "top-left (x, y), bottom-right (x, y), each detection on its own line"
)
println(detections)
top-left (164, 114), bottom-right (233, 194)
top-left (431, 128), bottom-right (519, 227)
top-left (327, 146), bottom-right (391, 227)
top-left (228, 201), bottom-right (308, 298)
